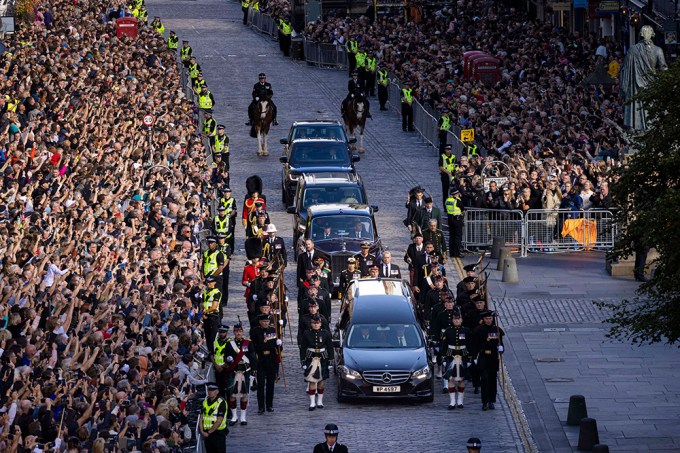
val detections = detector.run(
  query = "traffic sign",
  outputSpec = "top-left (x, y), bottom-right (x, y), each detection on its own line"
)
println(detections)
top-left (143, 115), bottom-right (155, 127)
top-left (461, 128), bottom-right (475, 143)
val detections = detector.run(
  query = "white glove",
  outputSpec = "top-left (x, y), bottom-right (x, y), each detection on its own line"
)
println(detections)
top-left (255, 96), bottom-right (260, 101)
top-left (226, 356), bottom-right (234, 363)
top-left (328, 366), bottom-right (333, 371)
top-left (302, 365), bottom-right (307, 370)
top-left (285, 296), bottom-right (289, 302)
top-left (278, 319), bottom-right (284, 326)
top-left (498, 345), bottom-right (504, 353)
top-left (473, 359), bottom-right (478, 365)
top-left (252, 295), bottom-right (258, 300)
top-left (276, 339), bottom-right (282, 346)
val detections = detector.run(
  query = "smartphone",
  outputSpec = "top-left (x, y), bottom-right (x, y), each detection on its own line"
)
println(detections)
top-left (126, 438), bottom-right (136, 449)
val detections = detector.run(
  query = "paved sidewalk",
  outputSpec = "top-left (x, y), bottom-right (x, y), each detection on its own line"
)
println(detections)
top-left (146, 0), bottom-right (525, 451)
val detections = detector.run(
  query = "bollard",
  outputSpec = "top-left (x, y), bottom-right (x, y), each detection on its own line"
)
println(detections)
top-left (592, 445), bottom-right (609, 453)
top-left (502, 257), bottom-right (519, 283)
top-left (497, 247), bottom-right (512, 271)
top-left (577, 418), bottom-right (600, 451)
top-left (491, 237), bottom-right (505, 259)
top-left (567, 395), bottom-right (588, 426)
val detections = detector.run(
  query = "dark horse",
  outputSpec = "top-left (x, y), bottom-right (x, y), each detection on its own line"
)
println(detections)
top-left (248, 99), bottom-right (274, 156)
top-left (342, 97), bottom-right (367, 153)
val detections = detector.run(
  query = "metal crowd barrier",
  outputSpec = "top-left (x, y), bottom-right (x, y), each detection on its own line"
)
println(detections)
top-left (248, 8), bottom-right (278, 38)
top-left (461, 208), bottom-right (617, 257)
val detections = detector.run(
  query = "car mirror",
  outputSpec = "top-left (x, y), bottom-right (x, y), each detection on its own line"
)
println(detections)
top-left (286, 206), bottom-right (296, 214)
top-left (279, 156), bottom-right (288, 164)
top-left (352, 155), bottom-right (360, 163)
top-left (280, 138), bottom-right (289, 144)
top-left (332, 339), bottom-right (341, 348)
top-left (348, 137), bottom-right (357, 144)
top-left (371, 205), bottom-right (379, 212)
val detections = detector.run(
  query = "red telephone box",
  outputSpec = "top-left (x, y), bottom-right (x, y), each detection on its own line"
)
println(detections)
top-left (463, 51), bottom-right (485, 79)
top-left (116, 17), bottom-right (139, 39)
top-left (472, 56), bottom-right (501, 85)
top-left (466, 54), bottom-right (489, 81)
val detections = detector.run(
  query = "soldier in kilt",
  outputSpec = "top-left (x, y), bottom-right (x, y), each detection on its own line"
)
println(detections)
top-left (442, 307), bottom-right (472, 409)
top-left (300, 316), bottom-right (334, 411)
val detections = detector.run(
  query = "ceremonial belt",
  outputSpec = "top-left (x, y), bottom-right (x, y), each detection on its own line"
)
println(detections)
top-left (448, 345), bottom-right (466, 350)
top-left (483, 349), bottom-right (493, 355)
top-left (307, 348), bottom-right (326, 353)
top-left (225, 339), bottom-right (250, 374)
top-left (262, 351), bottom-right (271, 355)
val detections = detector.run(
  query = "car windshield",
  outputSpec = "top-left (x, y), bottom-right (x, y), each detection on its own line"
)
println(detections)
top-left (346, 324), bottom-right (423, 349)
top-left (289, 142), bottom-right (351, 166)
top-left (311, 215), bottom-right (374, 241)
top-left (291, 125), bottom-right (346, 142)
top-left (302, 187), bottom-right (365, 209)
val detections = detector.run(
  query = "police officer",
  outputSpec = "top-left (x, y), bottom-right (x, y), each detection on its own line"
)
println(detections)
top-left (193, 72), bottom-right (207, 94)
top-left (346, 37), bottom-right (359, 75)
top-left (300, 315), bottom-right (334, 410)
top-left (354, 242), bottom-right (378, 277)
top-left (203, 237), bottom-right (226, 291)
top-left (213, 206), bottom-right (233, 240)
top-left (202, 109), bottom-right (216, 137)
top-left (439, 144), bottom-right (456, 205)
top-left (219, 187), bottom-right (237, 252)
top-left (263, 224), bottom-right (286, 268)
top-left (202, 276), bottom-right (222, 353)
top-left (377, 67), bottom-right (389, 110)
top-left (216, 233), bottom-right (232, 303)
top-left (313, 424), bottom-right (349, 453)
top-left (467, 438), bottom-right (482, 452)
top-left (339, 257), bottom-right (361, 299)
top-left (213, 324), bottom-right (231, 396)
top-left (212, 125), bottom-right (230, 169)
top-left (445, 187), bottom-right (464, 258)
top-left (355, 47), bottom-right (368, 87)
top-left (442, 308), bottom-right (471, 409)
top-left (167, 30), bottom-right (178, 52)
top-left (401, 81), bottom-right (414, 132)
top-left (438, 109), bottom-right (452, 154)
top-left (198, 85), bottom-right (215, 112)
top-left (247, 73), bottom-right (278, 125)
top-left (250, 313), bottom-right (281, 413)
top-left (225, 321), bottom-right (255, 426)
top-left (199, 383), bottom-right (228, 452)
top-left (343, 70), bottom-right (368, 116)
top-left (473, 311), bottom-right (505, 410)
top-left (187, 56), bottom-right (201, 83)
top-left (180, 40), bottom-right (192, 67)
top-left (365, 51), bottom-right (377, 97)
top-left (151, 16), bottom-right (164, 35)
top-left (241, 0), bottom-right (250, 24)
top-left (278, 16), bottom-right (292, 57)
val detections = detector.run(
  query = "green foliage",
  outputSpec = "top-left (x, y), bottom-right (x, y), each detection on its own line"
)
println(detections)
top-left (598, 59), bottom-right (680, 346)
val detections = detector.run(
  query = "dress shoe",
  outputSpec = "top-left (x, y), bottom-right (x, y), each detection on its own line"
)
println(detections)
top-left (634, 275), bottom-right (649, 282)
top-left (258, 409), bottom-right (265, 414)
top-left (482, 404), bottom-right (488, 411)
top-left (457, 404), bottom-right (464, 409)
top-left (448, 404), bottom-right (456, 410)
top-left (474, 387), bottom-right (479, 394)
top-left (240, 421), bottom-right (248, 426)
top-left (266, 407), bottom-right (274, 412)
top-left (442, 388), bottom-right (448, 394)
top-left (308, 406), bottom-right (315, 411)
top-left (273, 120), bottom-right (279, 125)
top-left (228, 420), bottom-right (237, 427)
top-left (489, 403), bottom-right (495, 410)
top-left (316, 404), bottom-right (324, 409)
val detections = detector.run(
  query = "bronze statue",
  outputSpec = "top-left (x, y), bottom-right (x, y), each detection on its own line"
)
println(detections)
top-left (620, 25), bottom-right (667, 131)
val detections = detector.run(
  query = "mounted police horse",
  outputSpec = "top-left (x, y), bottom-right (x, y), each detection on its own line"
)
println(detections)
top-left (249, 98), bottom-right (274, 156)
top-left (342, 96), bottom-right (367, 153)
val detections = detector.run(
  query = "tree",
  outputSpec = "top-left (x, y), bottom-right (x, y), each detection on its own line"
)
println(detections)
top-left (597, 59), bottom-right (680, 346)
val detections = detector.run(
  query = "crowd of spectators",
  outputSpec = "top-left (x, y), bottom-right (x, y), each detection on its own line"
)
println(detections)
top-left (0, 1), bottom-right (215, 451)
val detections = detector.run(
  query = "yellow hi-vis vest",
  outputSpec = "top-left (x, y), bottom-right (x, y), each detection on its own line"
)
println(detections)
top-left (442, 154), bottom-right (456, 174)
top-left (355, 52), bottom-right (367, 68)
top-left (202, 397), bottom-right (227, 431)
top-left (214, 216), bottom-right (229, 234)
top-left (214, 338), bottom-right (228, 365)
top-left (167, 35), bottom-right (178, 49)
top-left (401, 88), bottom-right (413, 104)
top-left (203, 288), bottom-right (221, 312)
top-left (440, 116), bottom-right (451, 131)
top-left (445, 196), bottom-right (462, 216)
top-left (279, 20), bottom-right (291, 35)
top-left (203, 250), bottom-right (219, 275)
top-left (181, 46), bottom-right (192, 61)
top-left (214, 134), bottom-right (229, 154)
top-left (367, 57), bottom-right (376, 72)
top-left (378, 69), bottom-right (388, 86)
top-left (198, 92), bottom-right (214, 110)
top-left (346, 40), bottom-right (358, 54)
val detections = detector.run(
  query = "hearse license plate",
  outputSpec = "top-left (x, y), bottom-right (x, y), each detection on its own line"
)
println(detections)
top-left (373, 386), bottom-right (400, 393)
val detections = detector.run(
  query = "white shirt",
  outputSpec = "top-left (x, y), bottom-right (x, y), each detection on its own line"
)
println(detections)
top-left (43, 263), bottom-right (68, 288)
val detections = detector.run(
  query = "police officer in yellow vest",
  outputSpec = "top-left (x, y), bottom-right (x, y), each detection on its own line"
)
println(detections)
top-left (438, 144), bottom-right (456, 206)
top-left (355, 48), bottom-right (368, 89)
top-left (278, 16), bottom-right (292, 57)
top-left (138, 7), bottom-right (148, 24)
top-left (167, 31), bottom-right (178, 52)
top-left (377, 67), bottom-right (389, 110)
top-left (401, 80), bottom-right (415, 132)
top-left (202, 276), bottom-right (223, 353)
top-left (346, 38), bottom-right (359, 75)
top-left (216, 232), bottom-right (232, 305)
top-left (438, 108), bottom-right (452, 154)
top-left (180, 40), bottom-right (192, 67)
top-left (445, 187), bottom-right (464, 258)
top-left (198, 85), bottom-right (215, 112)
top-left (151, 16), bottom-right (164, 35)
top-left (188, 56), bottom-right (201, 83)
top-left (199, 383), bottom-right (228, 452)
top-left (203, 237), bottom-right (227, 295)
top-left (241, 0), bottom-right (250, 24)
top-left (219, 188), bottom-right (237, 252)
top-left (365, 51), bottom-right (377, 97)
top-left (193, 72), bottom-right (207, 94)
top-left (466, 143), bottom-right (478, 157)
top-left (213, 324), bottom-right (232, 396)
top-left (202, 109), bottom-right (217, 137)
top-left (212, 124), bottom-right (230, 169)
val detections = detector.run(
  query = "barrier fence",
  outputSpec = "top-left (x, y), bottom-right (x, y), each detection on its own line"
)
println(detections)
top-left (462, 208), bottom-right (618, 257)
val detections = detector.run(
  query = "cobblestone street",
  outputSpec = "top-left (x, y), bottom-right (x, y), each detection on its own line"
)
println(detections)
top-left (146, 0), bottom-right (523, 450)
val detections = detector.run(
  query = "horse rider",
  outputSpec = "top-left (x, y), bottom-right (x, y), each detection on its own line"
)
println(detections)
top-left (342, 70), bottom-right (371, 119)
top-left (246, 73), bottom-right (278, 126)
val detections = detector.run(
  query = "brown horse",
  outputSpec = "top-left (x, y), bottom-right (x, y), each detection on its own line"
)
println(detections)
top-left (342, 97), bottom-right (367, 153)
top-left (249, 99), bottom-right (274, 156)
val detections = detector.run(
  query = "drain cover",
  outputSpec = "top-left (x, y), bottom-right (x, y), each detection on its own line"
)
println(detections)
top-left (545, 378), bottom-right (574, 383)
top-left (536, 358), bottom-right (564, 363)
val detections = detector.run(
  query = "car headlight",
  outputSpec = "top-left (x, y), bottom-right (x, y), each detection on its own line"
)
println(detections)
top-left (412, 366), bottom-right (431, 379)
top-left (339, 366), bottom-right (362, 380)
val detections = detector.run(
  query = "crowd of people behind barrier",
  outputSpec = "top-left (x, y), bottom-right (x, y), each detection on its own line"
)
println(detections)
top-left (0, 1), bottom-right (217, 451)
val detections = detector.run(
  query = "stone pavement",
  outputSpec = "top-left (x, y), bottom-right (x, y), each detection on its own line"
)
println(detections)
top-left (470, 252), bottom-right (680, 452)
top-left (145, 0), bottom-right (524, 451)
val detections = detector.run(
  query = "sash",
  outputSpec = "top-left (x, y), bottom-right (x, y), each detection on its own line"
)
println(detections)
top-left (224, 339), bottom-right (250, 374)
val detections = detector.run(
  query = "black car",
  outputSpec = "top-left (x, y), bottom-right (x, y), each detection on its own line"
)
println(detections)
top-left (279, 120), bottom-right (355, 155)
top-left (286, 173), bottom-right (372, 249)
top-left (296, 203), bottom-right (381, 285)
top-left (279, 138), bottom-right (360, 205)
top-left (334, 279), bottom-right (434, 402)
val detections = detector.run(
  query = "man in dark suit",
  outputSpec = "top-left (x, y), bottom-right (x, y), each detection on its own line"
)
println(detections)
top-left (417, 197), bottom-right (442, 231)
top-left (390, 325), bottom-right (418, 347)
top-left (297, 239), bottom-right (316, 283)
top-left (350, 220), bottom-right (370, 240)
top-left (378, 251), bottom-right (402, 279)
top-left (313, 423), bottom-right (349, 453)
top-left (404, 232), bottom-right (425, 287)
top-left (404, 187), bottom-right (425, 233)
top-left (415, 242), bottom-right (443, 303)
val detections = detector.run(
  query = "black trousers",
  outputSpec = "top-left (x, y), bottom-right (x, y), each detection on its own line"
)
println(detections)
top-left (448, 214), bottom-right (464, 258)
top-left (242, 7), bottom-right (248, 24)
top-left (468, 361), bottom-right (480, 388)
top-left (256, 357), bottom-right (277, 410)
top-left (634, 245), bottom-right (650, 278)
top-left (203, 315), bottom-right (220, 354)
top-left (402, 103), bottom-right (413, 131)
top-left (204, 430), bottom-right (227, 453)
top-left (348, 53), bottom-right (356, 75)
top-left (438, 130), bottom-right (448, 154)
top-left (365, 72), bottom-right (376, 96)
top-left (280, 34), bottom-right (291, 57)
top-left (478, 356), bottom-right (499, 404)
top-left (441, 174), bottom-right (451, 206)
top-left (221, 267), bottom-right (230, 310)
top-left (378, 84), bottom-right (388, 108)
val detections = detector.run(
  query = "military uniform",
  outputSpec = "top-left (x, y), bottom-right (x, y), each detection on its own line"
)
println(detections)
top-left (224, 329), bottom-right (255, 426)
top-left (250, 315), bottom-right (280, 412)
top-left (423, 228), bottom-right (447, 258)
top-left (339, 265), bottom-right (362, 299)
top-left (441, 315), bottom-right (471, 409)
top-left (354, 245), bottom-right (379, 277)
top-left (263, 225), bottom-right (287, 267)
top-left (219, 190), bottom-right (237, 251)
top-left (431, 302), bottom-right (456, 383)
top-left (300, 318), bottom-right (334, 410)
top-left (248, 75), bottom-right (277, 124)
top-left (200, 384), bottom-right (228, 453)
top-left (298, 309), bottom-right (330, 345)
top-left (472, 312), bottom-right (505, 410)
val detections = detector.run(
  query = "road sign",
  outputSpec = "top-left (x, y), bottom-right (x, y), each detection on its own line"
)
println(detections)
top-left (143, 115), bottom-right (155, 127)
top-left (461, 128), bottom-right (475, 143)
